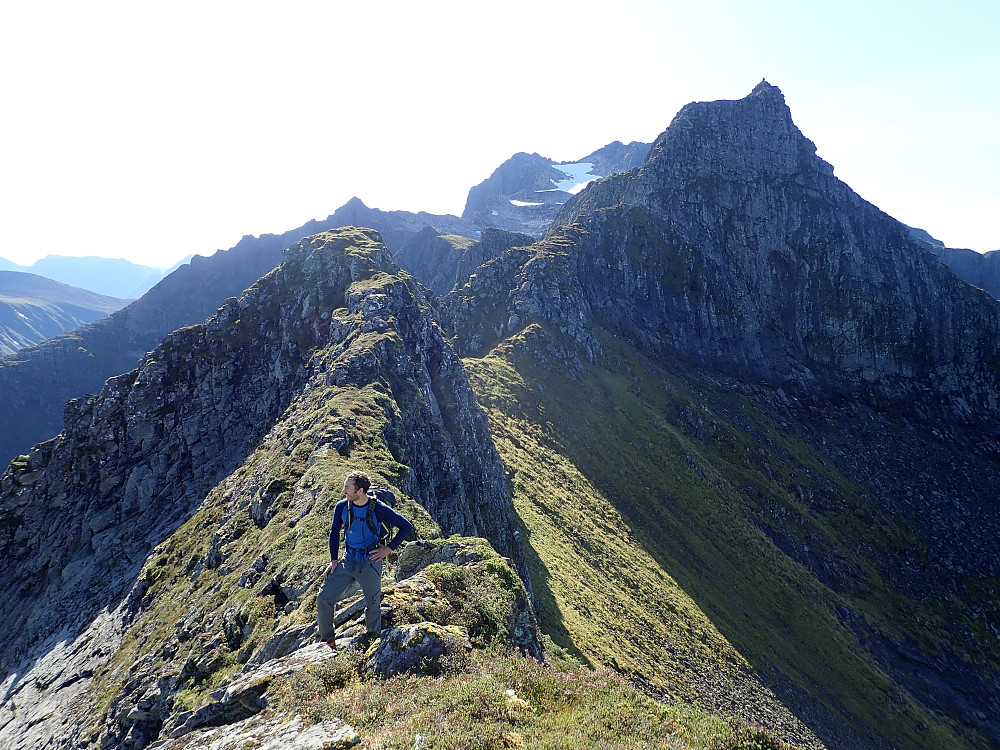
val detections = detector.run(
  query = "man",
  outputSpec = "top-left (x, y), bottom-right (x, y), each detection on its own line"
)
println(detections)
top-left (316, 470), bottom-right (413, 647)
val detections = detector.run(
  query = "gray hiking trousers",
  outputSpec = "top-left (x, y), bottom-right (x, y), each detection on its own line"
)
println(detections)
top-left (316, 557), bottom-right (384, 641)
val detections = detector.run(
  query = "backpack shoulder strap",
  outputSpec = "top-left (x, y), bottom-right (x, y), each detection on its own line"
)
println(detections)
top-left (365, 500), bottom-right (383, 540)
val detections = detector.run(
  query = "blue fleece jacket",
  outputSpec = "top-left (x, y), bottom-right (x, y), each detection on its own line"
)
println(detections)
top-left (328, 498), bottom-right (414, 562)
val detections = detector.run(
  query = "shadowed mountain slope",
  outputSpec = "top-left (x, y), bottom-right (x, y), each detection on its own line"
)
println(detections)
top-left (0, 272), bottom-right (129, 357)
top-left (540, 81), bottom-right (1000, 432)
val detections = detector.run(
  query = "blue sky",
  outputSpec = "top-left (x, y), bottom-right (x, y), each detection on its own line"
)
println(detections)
top-left (1, 0), bottom-right (997, 267)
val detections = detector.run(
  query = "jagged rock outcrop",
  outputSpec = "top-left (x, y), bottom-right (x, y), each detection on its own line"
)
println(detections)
top-left (536, 81), bottom-right (1000, 435)
top-left (0, 228), bottom-right (524, 750)
top-left (0, 271), bottom-right (129, 357)
top-left (461, 142), bottom-right (650, 234)
top-left (393, 226), bottom-right (534, 296)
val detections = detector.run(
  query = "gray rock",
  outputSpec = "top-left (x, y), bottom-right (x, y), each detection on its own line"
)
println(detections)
top-left (367, 623), bottom-right (472, 678)
top-left (156, 713), bottom-right (359, 750)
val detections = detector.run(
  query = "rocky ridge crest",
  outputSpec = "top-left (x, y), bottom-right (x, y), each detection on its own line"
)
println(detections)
top-left (0, 228), bottom-right (523, 749)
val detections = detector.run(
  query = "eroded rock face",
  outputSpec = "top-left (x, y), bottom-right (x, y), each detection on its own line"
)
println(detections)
top-left (553, 82), bottom-right (1000, 430)
top-left (450, 82), bottom-right (1000, 440)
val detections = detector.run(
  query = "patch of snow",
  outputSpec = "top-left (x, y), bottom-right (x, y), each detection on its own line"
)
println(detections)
top-left (15, 311), bottom-right (29, 321)
top-left (542, 161), bottom-right (600, 195)
top-left (510, 200), bottom-right (544, 207)
top-left (491, 210), bottom-right (499, 216)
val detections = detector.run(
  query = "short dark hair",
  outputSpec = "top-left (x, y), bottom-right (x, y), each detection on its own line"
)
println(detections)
top-left (346, 470), bottom-right (371, 493)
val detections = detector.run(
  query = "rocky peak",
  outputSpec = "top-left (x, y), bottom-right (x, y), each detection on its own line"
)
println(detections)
top-left (537, 83), bottom-right (1000, 441)
top-left (638, 81), bottom-right (834, 191)
top-left (461, 143), bottom-right (650, 236)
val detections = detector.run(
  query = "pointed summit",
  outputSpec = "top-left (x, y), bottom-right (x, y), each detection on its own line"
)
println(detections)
top-left (638, 81), bottom-right (832, 185)
top-left (540, 83), bottom-right (1000, 430)
top-left (750, 78), bottom-right (783, 99)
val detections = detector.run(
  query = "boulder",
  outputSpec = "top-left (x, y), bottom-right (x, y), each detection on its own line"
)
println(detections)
top-left (367, 622), bottom-right (472, 678)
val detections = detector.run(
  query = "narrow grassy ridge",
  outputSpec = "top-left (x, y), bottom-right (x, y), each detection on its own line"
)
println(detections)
top-left (464, 323), bottom-right (969, 749)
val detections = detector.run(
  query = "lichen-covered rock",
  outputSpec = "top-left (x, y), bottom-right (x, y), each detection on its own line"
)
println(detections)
top-left (366, 622), bottom-right (472, 678)
top-left (394, 537), bottom-right (491, 581)
top-left (153, 713), bottom-right (359, 750)
top-left (163, 643), bottom-right (336, 740)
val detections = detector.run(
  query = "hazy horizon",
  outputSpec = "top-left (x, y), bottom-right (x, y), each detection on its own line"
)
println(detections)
top-left (2, 1), bottom-right (997, 268)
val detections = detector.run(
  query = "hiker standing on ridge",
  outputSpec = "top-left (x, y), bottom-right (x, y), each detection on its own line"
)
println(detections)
top-left (317, 470), bottom-right (413, 648)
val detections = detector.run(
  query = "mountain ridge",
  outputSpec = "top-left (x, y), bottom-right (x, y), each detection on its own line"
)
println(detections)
top-left (0, 228), bottom-right (525, 749)
top-left (0, 144), bottom-right (647, 469)
top-left (2, 82), bottom-right (999, 750)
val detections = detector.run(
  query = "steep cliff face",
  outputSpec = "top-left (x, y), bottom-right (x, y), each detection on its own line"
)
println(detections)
top-left (0, 228), bottom-right (520, 749)
top-left (544, 81), bottom-right (1000, 433)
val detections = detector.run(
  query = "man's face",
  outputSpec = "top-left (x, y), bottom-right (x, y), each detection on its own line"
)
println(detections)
top-left (342, 477), bottom-right (366, 504)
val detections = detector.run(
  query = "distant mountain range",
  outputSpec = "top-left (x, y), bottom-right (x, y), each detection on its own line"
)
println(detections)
top-left (0, 254), bottom-right (190, 299)
top-left (0, 142), bottom-right (650, 468)
top-left (0, 271), bottom-right (129, 357)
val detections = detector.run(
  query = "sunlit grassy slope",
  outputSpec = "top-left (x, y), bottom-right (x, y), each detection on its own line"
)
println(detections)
top-left (465, 323), bottom-right (971, 750)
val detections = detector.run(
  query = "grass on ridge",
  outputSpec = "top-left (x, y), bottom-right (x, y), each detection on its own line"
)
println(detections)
top-left (463, 323), bottom-right (968, 750)
top-left (273, 646), bottom-right (790, 750)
